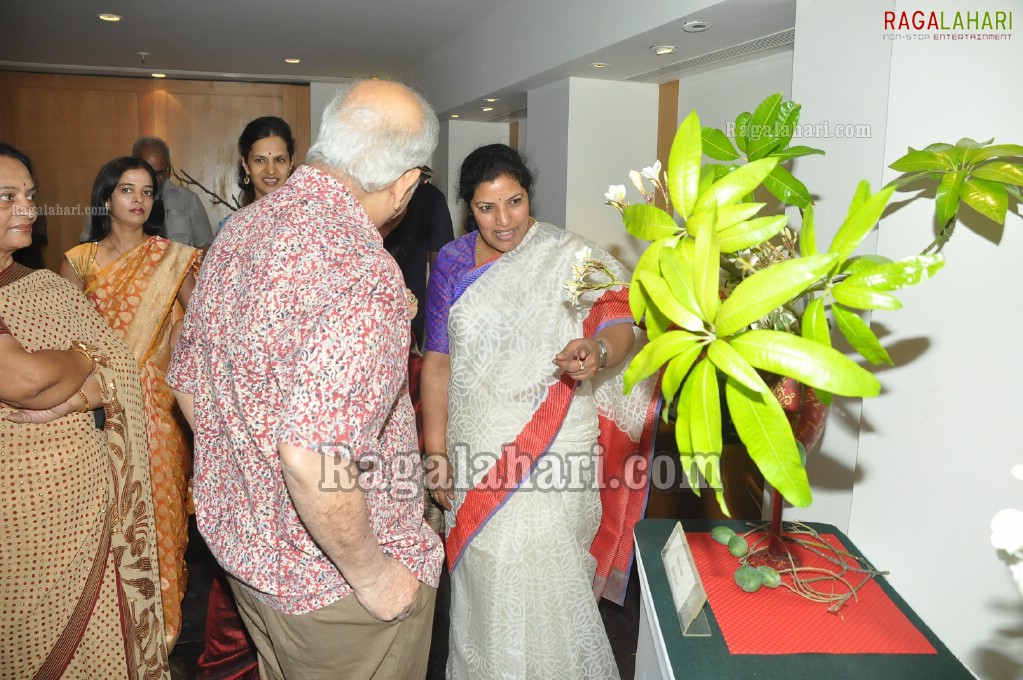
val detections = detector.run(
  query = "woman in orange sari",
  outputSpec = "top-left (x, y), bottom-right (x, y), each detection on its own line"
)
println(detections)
top-left (61, 156), bottom-right (202, 649)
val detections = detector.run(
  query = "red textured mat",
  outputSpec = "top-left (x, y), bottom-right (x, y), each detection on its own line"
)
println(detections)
top-left (688, 531), bottom-right (937, 655)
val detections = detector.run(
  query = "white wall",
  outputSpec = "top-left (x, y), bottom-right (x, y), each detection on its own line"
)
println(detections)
top-left (525, 78), bottom-right (658, 269)
top-left (444, 120), bottom-right (510, 235)
top-left (677, 49), bottom-right (794, 131)
top-left (793, 1), bottom-right (1023, 677)
top-left (789, 0), bottom-right (896, 532)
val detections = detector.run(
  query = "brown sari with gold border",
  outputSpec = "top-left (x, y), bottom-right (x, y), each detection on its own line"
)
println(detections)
top-left (0, 264), bottom-right (168, 679)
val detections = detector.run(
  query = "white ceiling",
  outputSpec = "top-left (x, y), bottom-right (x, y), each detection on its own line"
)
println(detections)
top-left (2, 0), bottom-right (796, 122)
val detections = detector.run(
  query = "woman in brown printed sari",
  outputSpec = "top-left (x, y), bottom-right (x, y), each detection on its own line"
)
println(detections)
top-left (61, 156), bottom-right (201, 649)
top-left (0, 143), bottom-right (169, 677)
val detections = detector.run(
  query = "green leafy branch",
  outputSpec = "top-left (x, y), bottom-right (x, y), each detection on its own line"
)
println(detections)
top-left (612, 93), bottom-right (1019, 515)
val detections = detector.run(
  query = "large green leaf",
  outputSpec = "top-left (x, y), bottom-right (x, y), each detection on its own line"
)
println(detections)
top-left (687, 201), bottom-right (764, 238)
top-left (688, 359), bottom-right (722, 455)
top-left (840, 254), bottom-right (893, 276)
top-left (697, 163), bottom-right (731, 200)
top-left (801, 297), bottom-right (831, 348)
top-left (961, 177), bottom-right (1009, 224)
top-left (798, 205), bottom-right (817, 256)
top-left (629, 236), bottom-right (679, 322)
top-left (706, 338), bottom-right (770, 394)
top-left (702, 127), bottom-right (740, 161)
top-left (718, 215), bottom-right (789, 253)
top-left (668, 111), bottom-right (703, 219)
top-left (971, 161), bottom-right (1023, 187)
top-left (763, 165), bottom-right (813, 209)
top-left (729, 330), bottom-right (881, 397)
top-left (734, 112), bottom-right (752, 154)
top-left (831, 282), bottom-right (902, 310)
top-left (829, 182), bottom-right (896, 263)
top-left (725, 378), bottom-right (812, 507)
top-left (636, 271), bottom-right (704, 333)
top-left (935, 170), bottom-right (966, 226)
top-left (692, 206), bottom-right (721, 321)
top-left (772, 100), bottom-right (802, 151)
top-left (694, 157), bottom-right (780, 214)
top-left (747, 93), bottom-right (784, 160)
top-left (844, 254), bottom-right (944, 290)
top-left (674, 371), bottom-right (696, 454)
top-left (623, 203), bottom-right (680, 241)
top-left (660, 343), bottom-right (705, 406)
top-left (716, 253), bottom-right (836, 337)
top-left (624, 329), bottom-right (701, 393)
top-left (832, 303), bottom-right (892, 365)
top-left (889, 149), bottom-right (957, 172)
top-left (645, 302), bottom-right (671, 341)
top-left (657, 247), bottom-right (705, 332)
top-left (969, 144), bottom-right (1023, 163)
top-left (769, 145), bottom-right (825, 162)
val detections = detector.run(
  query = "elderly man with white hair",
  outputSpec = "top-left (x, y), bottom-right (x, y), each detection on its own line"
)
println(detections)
top-left (167, 79), bottom-right (443, 679)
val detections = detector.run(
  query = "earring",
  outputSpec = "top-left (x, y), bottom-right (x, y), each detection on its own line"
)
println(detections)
top-left (244, 175), bottom-right (251, 185)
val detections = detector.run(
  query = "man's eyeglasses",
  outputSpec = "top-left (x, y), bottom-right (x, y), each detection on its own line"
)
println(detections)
top-left (417, 165), bottom-right (433, 185)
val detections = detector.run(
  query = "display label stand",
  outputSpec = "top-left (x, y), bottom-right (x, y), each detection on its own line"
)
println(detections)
top-left (661, 521), bottom-right (712, 637)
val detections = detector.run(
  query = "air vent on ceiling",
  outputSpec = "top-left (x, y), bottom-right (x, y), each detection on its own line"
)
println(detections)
top-left (627, 28), bottom-right (794, 83)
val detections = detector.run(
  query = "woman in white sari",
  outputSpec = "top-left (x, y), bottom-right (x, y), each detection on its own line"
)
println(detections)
top-left (421, 144), bottom-right (659, 679)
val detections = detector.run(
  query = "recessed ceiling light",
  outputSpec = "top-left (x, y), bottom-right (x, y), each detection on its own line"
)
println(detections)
top-left (481, 107), bottom-right (494, 112)
top-left (682, 20), bottom-right (712, 32)
top-left (591, 62), bottom-right (609, 69)
top-left (284, 58), bottom-right (301, 64)
top-left (650, 45), bottom-right (677, 56)
top-left (97, 13), bottom-right (121, 22)
top-left (484, 98), bottom-right (499, 102)
top-left (450, 114), bottom-right (460, 118)
top-left (151, 73), bottom-right (166, 79)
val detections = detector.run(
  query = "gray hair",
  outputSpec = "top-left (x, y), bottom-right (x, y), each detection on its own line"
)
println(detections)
top-left (306, 80), bottom-right (439, 193)
top-left (132, 136), bottom-right (171, 162)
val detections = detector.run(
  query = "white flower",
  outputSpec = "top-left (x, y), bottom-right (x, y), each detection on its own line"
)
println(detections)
top-left (992, 509), bottom-right (1023, 554)
top-left (629, 170), bottom-right (645, 195)
top-left (641, 160), bottom-right (662, 181)
top-left (574, 246), bottom-right (593, 264)
top-left (604, 184), bottom-right (626, 204)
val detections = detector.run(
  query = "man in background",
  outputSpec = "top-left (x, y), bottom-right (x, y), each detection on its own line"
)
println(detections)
top-left (381, 177), bottom-right (454, 349)
top-left (168, 79), bottom-right (443, 679)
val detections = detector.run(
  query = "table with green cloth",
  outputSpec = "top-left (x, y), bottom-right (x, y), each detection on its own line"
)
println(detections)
top-left (633, 518), bottom-right (975, 680)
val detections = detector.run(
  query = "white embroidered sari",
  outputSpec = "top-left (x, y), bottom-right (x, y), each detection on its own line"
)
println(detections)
top-left (444, 223), bottom-right (658, 680)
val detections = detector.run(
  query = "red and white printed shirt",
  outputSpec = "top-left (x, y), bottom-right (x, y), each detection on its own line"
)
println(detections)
top-left (167, 165), bottom-right (443, 614)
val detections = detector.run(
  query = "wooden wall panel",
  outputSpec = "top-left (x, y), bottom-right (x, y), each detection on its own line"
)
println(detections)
top-left (0, 72), bottom-right (310, 270)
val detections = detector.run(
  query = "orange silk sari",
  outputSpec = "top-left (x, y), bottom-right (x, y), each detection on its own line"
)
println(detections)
top-left (65, 236), bottom-right (201, 646)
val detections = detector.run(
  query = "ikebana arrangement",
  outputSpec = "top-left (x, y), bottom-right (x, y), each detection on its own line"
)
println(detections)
top-left (569, 93), bottom-right (1021, 601)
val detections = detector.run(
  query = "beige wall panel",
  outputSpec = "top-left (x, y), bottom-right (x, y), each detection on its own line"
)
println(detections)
top-left (1, 74), bottom-right (148, 271)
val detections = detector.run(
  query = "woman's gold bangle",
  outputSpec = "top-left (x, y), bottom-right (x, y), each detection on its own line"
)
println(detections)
top-left (77, 388), bottom-right (91, 413)
top-left (69, 345), bottom-right (96, 373)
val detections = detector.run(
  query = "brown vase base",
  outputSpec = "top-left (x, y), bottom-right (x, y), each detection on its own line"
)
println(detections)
top-left (746, 541), bottom-right (802, 570)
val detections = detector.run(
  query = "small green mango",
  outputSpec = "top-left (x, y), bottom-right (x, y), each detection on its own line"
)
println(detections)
top-left (734, 565), bottom-right (763, 593)
top-left (757, 566), bottom-right (781, 588)
top-left (711, 526), bottom-right (736, 545)
top-left (727, 535), bottom-right (748, 557)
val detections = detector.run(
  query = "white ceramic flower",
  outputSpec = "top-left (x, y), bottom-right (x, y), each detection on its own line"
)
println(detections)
top-left (641, 160), bottom-right (662, 181)
top-left (992, 509), bottom-right (1023, 554)
top-left (629, 170), bottom-right (645, 195)
top-left (604, 184), bottom-right (626, 204)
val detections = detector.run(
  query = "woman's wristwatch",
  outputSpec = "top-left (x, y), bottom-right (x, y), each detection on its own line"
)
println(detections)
top-left (593, 337), bottom-right (608, 369)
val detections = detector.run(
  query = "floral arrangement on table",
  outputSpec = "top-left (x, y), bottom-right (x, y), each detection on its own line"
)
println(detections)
top-left (570, 92), bottom-right (1021, 518)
